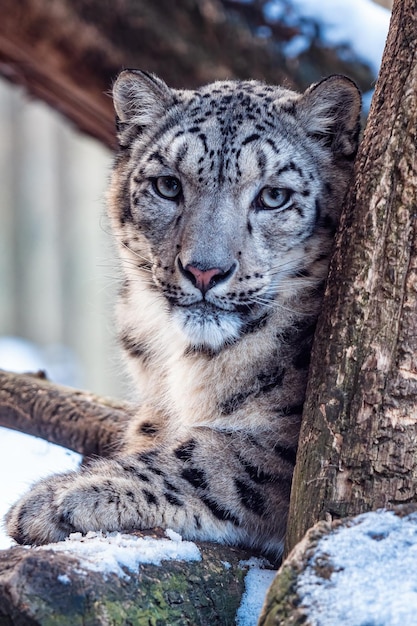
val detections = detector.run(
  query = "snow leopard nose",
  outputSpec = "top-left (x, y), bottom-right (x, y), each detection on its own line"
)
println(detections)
top-left (178, 259), bottom-right (236, 294)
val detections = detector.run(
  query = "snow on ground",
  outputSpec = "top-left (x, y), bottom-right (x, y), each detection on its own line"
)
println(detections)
top-left (236, 558), bottom-right (277, 626)
top-left (297, 510), bottom-right (417, 626)
top-left (0, 335), bottom-right (83, 388)
top-left (0, 336), bottom-right (82, 549)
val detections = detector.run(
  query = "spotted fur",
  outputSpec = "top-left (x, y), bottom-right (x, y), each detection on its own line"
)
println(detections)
top-left (6, 71), bottom-right (361, 562)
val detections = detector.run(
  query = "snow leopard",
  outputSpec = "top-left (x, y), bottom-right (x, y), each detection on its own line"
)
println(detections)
top-left (6, 70), bottom-right (361, 562)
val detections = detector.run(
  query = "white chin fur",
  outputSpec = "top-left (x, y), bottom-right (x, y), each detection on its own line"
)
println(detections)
top-left (173, 306), bottom-right (242, 352)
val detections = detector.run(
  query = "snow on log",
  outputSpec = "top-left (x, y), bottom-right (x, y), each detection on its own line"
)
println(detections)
top-left (0, 528), bottom-right (277, 625)
top-left (260, 504), bottom-right (417, 626)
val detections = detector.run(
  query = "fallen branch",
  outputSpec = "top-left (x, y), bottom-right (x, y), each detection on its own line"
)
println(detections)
top-left (0, 370), bottom-right (133, 457)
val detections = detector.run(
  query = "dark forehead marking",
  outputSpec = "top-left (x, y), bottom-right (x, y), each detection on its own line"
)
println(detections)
top-left (143, 111), bottom-right (187, 148)
top-left (147, 150), bottom-right (165, 165)
top-left (173, 142), bottom-right (189, 169)
top-left (132, 81), bottom-right (299, 159)
top-left (138, 83), bottom-right (308, 184)
top-left (266, 138), bottom-right (280, 153)
top-left (242, 134), bottom-right (260, 146)
top-left (198, 133), bottom-right (208, 152)
top-left (257, 150), bottom-right (267, 177)
top-left (276, 161), bottom-right (306, 177)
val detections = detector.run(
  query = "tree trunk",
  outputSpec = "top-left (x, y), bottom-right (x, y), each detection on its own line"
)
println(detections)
top-left (0, 0), bottom-right (374, 149)
top-left (285, 0), bottom-right (417, 554)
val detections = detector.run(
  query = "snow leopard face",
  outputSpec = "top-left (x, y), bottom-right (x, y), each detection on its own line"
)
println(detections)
top-left (108, 71), bottom-right (360, 353)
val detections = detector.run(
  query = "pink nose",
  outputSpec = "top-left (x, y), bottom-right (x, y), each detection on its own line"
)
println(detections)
top-left (185, 265), bottom-right (224, 293)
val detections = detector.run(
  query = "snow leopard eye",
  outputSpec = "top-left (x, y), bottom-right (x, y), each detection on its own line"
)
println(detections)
top-left (258, 187), bottom-right (292, 210)
top-left (153, 176), bottom-right (182, 200)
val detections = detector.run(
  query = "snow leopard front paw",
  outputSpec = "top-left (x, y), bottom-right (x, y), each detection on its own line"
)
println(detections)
top-left (6, 470), bottom-right (144, 545)
top-left (5, 473), bottom-right (79, 545)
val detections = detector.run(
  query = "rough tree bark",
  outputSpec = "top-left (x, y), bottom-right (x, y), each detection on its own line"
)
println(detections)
top-left (0, 0), bottom-right (374, 149)
top-left (285, 0), bottom-right (417, 554)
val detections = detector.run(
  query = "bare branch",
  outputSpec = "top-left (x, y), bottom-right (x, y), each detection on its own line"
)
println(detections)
top-left (0, 370), bottom-right (133, 457)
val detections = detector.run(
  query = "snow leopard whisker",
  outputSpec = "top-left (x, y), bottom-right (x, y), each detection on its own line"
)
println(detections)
top-left (119, 240), bottom-right (153, 265)
top-left (120, 260), bottom-right (153, 273)
top-left (250, 296), bottom-right (302, 316)
top-left (265, 255), bottom-right (324, 277)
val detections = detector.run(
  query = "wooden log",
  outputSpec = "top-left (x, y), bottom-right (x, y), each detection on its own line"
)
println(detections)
top-left (0, 529), bottom-right (257, 625)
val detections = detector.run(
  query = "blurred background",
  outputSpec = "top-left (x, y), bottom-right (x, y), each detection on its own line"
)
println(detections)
top-left (0, 81), bottom-right (120, 396)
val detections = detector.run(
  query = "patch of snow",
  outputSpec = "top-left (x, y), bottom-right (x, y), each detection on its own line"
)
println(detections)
top-left (57, 574), bottom-right (71, 585)
top-left (37, 530), bottom-right (202, 580)
top-left (0, 335), bottom-right (82, 549)
top-left (297, 509), bottom-right (417, 626)
top-left (0, 335), bottom-right (82, 387)
top-left (165, 528), bottom-right (183, 542)
top-left (0, 336), bottom-right (47, 373)
top-left (238, 556), bottom-right (273, 569)
top-left (236, 557), bottom-right (277, 626)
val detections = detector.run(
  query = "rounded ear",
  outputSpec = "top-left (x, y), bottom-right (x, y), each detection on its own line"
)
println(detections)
top-left (297, 75), bottom-right (362, 159)
top-left (112, 69), bottom-right (173, 126)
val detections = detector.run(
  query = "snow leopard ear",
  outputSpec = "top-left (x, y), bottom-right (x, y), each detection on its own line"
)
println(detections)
top-left (298, 75), bottom-right (362, 160)
top-left (112, 69), bottom-right (173, 131)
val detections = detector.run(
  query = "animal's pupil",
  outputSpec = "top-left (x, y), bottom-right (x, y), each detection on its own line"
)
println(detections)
top-left (269, 188), bottom-right (285, 202)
